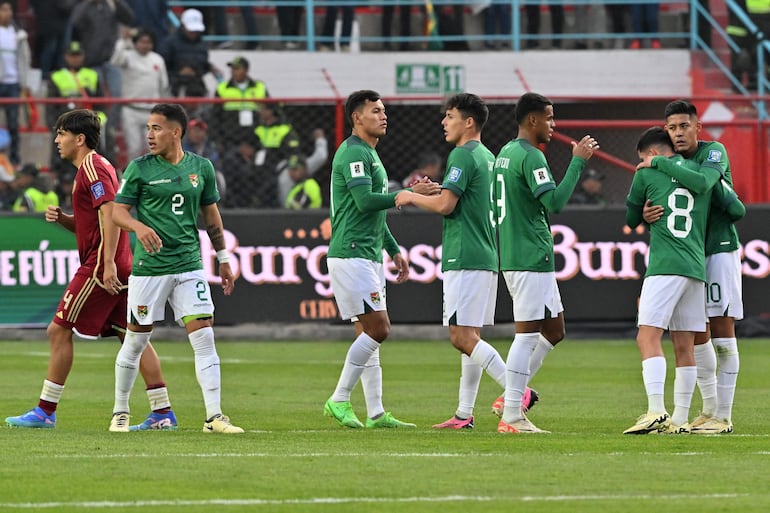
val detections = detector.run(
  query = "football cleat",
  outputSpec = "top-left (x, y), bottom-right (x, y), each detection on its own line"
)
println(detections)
top-left (203, 414), bottom-right (244, 434)
top-left (658, 422), bottom-right (691, 434)
top-left (432, 415), bottom-right (474, 429)
top-left (323, 398), bottom-right (364, 428)
top-left (691, 417), bottom-right (733, 435)
top-left (5, 407), bottom-right (56, 428)
top-left (365, 412), bottom-right (416, 429)
top-left (109, 412), bottom-right (131, 432)
top-left (492, 387), bottom-right (539, 417)
top-left (690, 412), bottom-right (714, 428)
top-left (129, 410), bottom-right (178, 431)
top-left (497, 416), bottom-right (549, 434)
top-left (623, 412), bottom-right (670, 435)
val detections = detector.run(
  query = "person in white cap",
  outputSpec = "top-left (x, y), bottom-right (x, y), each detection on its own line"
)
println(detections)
top-left (158, 9), bottom-right (216, 98)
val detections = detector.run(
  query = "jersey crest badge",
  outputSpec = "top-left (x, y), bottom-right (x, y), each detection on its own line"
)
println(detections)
top-left (447, 166), bottom-right (463, 182)
top-left (707, 150), bottom-right (722, 163)
top-left (533, 167), bottom-right (549, 185)
top-left (370, 292), bottom-right (381, 305)
top-left (90, 181), bottom-right (105, 200)
top-left (350, 161), bottom-right (365, 178)
top-left (137, 305), bottom-right (148, 319)
top-left (189, 174), bottom-right (199, 188)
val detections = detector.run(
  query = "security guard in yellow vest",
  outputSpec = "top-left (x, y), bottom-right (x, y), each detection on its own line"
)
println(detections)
top-left (47, 41), bottom-right (107, 175)
top-left (12, 164), bottom-right (59, 213)
top-left (254, 102), bottom-right (301, 206)
top-left (212, 56), bottom-right (268, 148)
top-left (727, 0), bottom-right (770, 89)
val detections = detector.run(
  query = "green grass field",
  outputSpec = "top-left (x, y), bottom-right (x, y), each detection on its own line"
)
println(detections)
top-left (1, 336), bottom-right (768, 512)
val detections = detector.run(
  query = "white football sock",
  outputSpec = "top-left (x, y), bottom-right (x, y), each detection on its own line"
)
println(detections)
top-left (457, 354), bottom-right (482, 418)
top-left (502, 332), bottom-right (539, 423)
top-left (40, 380), bottom-right (64, 404)
top-left (360, 347), bottom-right (383, 419)
top-left (693, 340), bottom-right (717, 416)
top-left (642, 356), bottom-right (666, 413)
top-left (189, 327), bottom-right (222, 420)
top-left (114, 330), bottom-right (151, 413)
top-left (147, 387), bottom-right (171, 411)
top-left (469, 339), bottom-right (506, 388)
top-left (528, 334), bottom-right (554, 384)
top-left (714, 337), bottom-right (739, 421)
top-left (331, 332), bottom-right (379, 402)
top-left (671, 366), bottom-right (697, 426)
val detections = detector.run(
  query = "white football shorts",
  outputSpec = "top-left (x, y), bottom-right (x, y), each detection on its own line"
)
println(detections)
top-left (502, 270), bottom-right (563, 322)
top-left (637, 275), bottom-right (706, 332)
top-left (127, 270), bottom-right (215, 326)
top-left (443, 270), bottom-right (497, 327)
top-left (705, 250), bottom-right (744, 320)
top-left (328, 257), bottom-right (387, 320)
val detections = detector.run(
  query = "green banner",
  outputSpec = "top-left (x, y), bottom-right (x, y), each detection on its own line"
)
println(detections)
top-left (0, 216), bottom-right (79, 326)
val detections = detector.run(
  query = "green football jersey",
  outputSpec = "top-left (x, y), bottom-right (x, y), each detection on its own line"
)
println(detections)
top-left (626, 155), bottom-right (713, 281)
top-left (690, 141), bottom-right (741, 255)
top-left (116, 152), bottom-right (220, 276)
top-left (440, 140), bottom-right (498, 272)
top-left (495, 139), bottom-right (558, 272)
top-left (328, 135), bottom-right (394, 262)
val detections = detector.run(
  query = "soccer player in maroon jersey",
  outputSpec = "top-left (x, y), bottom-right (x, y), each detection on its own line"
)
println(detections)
top-left (6, 109), bottom-right (176, 430)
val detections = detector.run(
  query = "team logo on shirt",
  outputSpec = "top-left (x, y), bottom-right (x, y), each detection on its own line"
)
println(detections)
top-left (370, 292), bottom-right (381, 305)
top-left (137, 305), bottom-right (148, 319)
top-left (350, 161), bottom-right (365, 178)
top-left (707, 150), bottom-right (722, 163)
top-left (90, 181), bottom-right (105, 200)
top-left (533, 167), bottom-right (550, 185)
top-left (446, 166), bottom-right (463, 182)
top-left (189, 174), bottom-right (199, 188)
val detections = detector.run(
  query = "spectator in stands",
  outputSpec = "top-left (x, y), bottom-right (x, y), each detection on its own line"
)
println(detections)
top-left (126, 0), bottom-right (170, 42)
top-left (211, 56), bottom-right (268, 152)
top-left (437, 5), bottom-right (469, 51)
top-left (573, 2), bottom-right (605, 49)
top-left (12, 164), bottom-right (59, 213)
top-left (320, 4), bottom-right (355, 51)
top-left (276, 1), bottom-right (303, 49)
top-left (47, 41), bottom-right (108, 176)
top-left (402, 151), bottom-right (442, 188)
top-left (0, 0), bottom-right (30, 166)
top-left (568, 168), bottom-right (607, 206)
top-left (727, 0), bottom-right (770, 90)
top-left (0, 133), bottom-right (15, 210)
top-left (277, 127), bottom-right (329, 206)
top-left (55, 169), bottom-right (75, 211)
top-left (254, 102), bottom-right (301, 205)
top-left (285, 155), bottom-right (322, 209)
top-left (483, 2), bottom-right (512, 50)
top-left (69, 0), bottom-right (135, 124)
top-left (382, 1), bottom-right (415, 51)
top-left (203, 5), bottom-right (259, 50)
top-left (629, 2), bottom-right (661, 49)
top-left (525, 2), bottom-right (564, 49)
top-left (219, 132), bottom-right (273, 208)
top-left (159, 8), bottom-right (218, 101)
top-left (30, 0), bottom-right (76, 79)
top-left (111, 27), bottom-right (170, 161)
top-left (606, 3), bottom-right (629, 49)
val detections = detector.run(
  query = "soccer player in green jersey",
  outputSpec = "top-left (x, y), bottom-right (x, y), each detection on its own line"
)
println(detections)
top-left (110, 103), bottom-right (243, 434)
top-left (324, 90), bottom-right (438, 429)
top-left (396, 93), bottom-right (513, 431)
top-left (642, 100), bottom-right (745, 434)
top-left (493, 92), bottom-right (597, 434)
top-left (623, 126), bottom-right (738, 434)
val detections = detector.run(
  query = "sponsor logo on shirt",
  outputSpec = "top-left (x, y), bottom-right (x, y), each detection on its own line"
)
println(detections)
top-left (707, 150), bottom-right (722, 163)
top-left (350, 161), bottom-right (365, 178)
top-left (533, 167), bottom-right (550, 185)
top-left (90, 181), bottom-right (105, 200)
top-left (446, 166), bottom-right (463, 182)
top-left (189, 174), bottom-right (199, 188)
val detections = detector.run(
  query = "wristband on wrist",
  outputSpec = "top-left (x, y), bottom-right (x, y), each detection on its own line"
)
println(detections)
top-left (216, 249), bottom-right (230, 264)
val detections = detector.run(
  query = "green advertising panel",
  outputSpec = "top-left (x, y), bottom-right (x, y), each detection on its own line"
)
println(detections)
top-left (0, 216), bottom-right (79, 326)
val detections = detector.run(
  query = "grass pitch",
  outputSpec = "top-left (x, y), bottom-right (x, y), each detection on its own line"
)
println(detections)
top-left (1, 336), bottom-right (769, 512)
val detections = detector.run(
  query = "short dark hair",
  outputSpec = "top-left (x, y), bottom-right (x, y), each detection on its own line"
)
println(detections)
top-left (132, 28), bottom-right (156, 46)
top-left (664, 99), bottom-right (697, 119)
top-left (636, 126), bottom-right (675, 153)
top-left (444, 93), bottom-right (489, 131)
top-left (54, 109), bottom-right (101, 150)
top-left (344, 90), bottom-right (381, 127)
top-left (151, 103), bottom-right (189, 138)
top-left (515, 92), bottom-right (553, 125)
